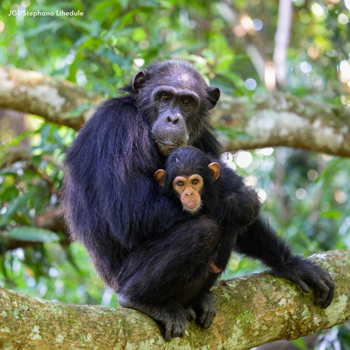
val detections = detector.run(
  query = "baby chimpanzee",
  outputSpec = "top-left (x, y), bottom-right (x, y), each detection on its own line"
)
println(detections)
top-left (154, 145), bottom-right (261, 274)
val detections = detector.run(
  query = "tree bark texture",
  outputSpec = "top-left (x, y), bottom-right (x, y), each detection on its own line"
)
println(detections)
top-left (213, 94), bottom-right (350, 157)
top-left (0, 250), bottom-right (349, 349)
top-left (1, 66), bottom-right (350, 157)
top-left (0, 67), bottom-right (102, 131)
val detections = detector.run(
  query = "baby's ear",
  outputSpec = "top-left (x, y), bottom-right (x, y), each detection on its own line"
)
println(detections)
top-left (208, 162), bottom-right (220, 181)
top-left (154, 169), bottom-right (166, 187)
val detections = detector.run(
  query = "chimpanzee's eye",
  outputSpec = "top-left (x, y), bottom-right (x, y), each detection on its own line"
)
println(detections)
top-left (176, 181), bottom-right (184, 187)
top-left (161, 94), bottom-right (169, 101)
top-left (192, 179), bottom-right (199, 185)
top-left (182, 99), bottom-right (191, 105)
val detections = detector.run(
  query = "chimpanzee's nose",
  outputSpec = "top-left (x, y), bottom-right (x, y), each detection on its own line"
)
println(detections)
top-left (165, 115), bottom-right (180, 126)
top-left (185, 190), bottom-right (194, 197)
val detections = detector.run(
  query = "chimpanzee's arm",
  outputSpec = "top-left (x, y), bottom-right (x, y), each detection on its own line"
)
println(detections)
top-left (215, 165), bottom-right (261, 227)
top-left (235, 216), bottom-right (334, 308)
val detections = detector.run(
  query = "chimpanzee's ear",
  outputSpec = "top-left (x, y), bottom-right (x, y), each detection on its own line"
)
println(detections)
top-left (133, 70), bottom-right (148, 93)
top-left (208, 162), bottom-right (220, 181)
top-left (207, 87), bottom-right (220, 109)
top-left (154, 169), bottom-right (166, 187)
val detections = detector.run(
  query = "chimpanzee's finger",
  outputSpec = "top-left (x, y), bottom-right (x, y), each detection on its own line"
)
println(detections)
top-left (295, 278), bottom-right (310, 294)
top-left (314, 280), bottom-right (330, 306)
top-left (164, 322), bottom-right (172, 342)
top-left (321, 280), bottom-right (335, 309)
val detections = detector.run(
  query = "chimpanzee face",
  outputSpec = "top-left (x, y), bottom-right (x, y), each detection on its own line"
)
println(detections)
top-left (132, 61), bottom-right (220, 156)
top-left (154, 146), bottom-right (221, 214)
top-left (150, 84), bottom-right (201, 156)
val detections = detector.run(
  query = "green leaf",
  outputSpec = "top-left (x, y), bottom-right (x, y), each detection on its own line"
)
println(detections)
top-left (292, 338), bottom-right (308, 350)
top-left (0, 193), bottom-right (30, 227)
top-left (216, 70), bottom-right (245, 89)
top-left (1, 186), bottom-right (19, 202)
top-left (65, 103), bottom-right (94, 118)
top-left (5, 227), bottom-right (60, 242)
top-left (320, 210), bottom-right (341, 219)
top-left (0, 255), bottom-right (8, 279)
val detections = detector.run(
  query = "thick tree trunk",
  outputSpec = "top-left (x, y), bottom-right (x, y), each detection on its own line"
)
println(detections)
top-left (0, 250), bottom-right (349, 349)
top-left (1, 66), bottom-right (350, 156)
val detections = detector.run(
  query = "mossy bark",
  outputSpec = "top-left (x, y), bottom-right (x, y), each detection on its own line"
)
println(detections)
top-left (0, 250), bottom-right (349, 349)
top-left (213, 93), bottom-right (350, 157)
top-left (0, 66), bottom-right (102, 131)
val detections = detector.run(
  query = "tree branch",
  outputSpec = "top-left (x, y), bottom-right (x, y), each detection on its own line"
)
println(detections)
top-left (0, 67), bottom-right (102, 131)
top-left (0, 250), bottom-right (349, 349)
top-left (213, 94), bottom-right (350, 157)
top-left (1, 66), bottom-right (350, 156)
top-left (0, 147), bottom-right (63, 171)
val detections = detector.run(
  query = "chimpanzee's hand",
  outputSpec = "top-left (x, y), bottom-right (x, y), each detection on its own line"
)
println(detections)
top-left (192, 291), bottom-right (216, 329)
top-left (272, 257), bottom-right (334, 308)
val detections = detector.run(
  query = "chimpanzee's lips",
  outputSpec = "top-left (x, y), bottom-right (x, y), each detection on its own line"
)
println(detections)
top-left (185, 202), bottom-right (200, 210)
top-left (157, 141), bottom-right (178, 149)
top-left (155, 140), bottom-right (188, 156)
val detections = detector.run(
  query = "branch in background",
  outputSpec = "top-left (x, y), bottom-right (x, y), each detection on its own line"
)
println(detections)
top-left (0, 147), bottom-right (63, 171)
top-left (213, 93), bottom-right (350, 157)
top-left (0, 250), bottom-right (349, 348)
top-left (25, 163), bottom-right (58, 195)
top-left (1, 67), bottom-right (350, 157)
top-left (0, 67), bottom-right (103, 131)
top-left (34, 207), bottom-right (65, 233)
top-left (273, 0), bottom-right (293, 87)
top-left (0, 147), bottom-right (63, 196)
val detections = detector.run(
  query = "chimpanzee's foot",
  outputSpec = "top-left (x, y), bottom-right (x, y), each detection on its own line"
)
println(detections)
top-left (118, 294), bottom-right (188, 341)
top-left (191, 291), bottom-right (216, 329)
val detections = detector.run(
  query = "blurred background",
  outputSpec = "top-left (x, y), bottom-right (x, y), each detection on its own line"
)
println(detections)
top-left (0, 1), bottom-right (350, 348)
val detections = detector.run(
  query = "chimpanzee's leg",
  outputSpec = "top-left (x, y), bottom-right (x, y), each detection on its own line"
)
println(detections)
top-left (235, 216), bottom-right (334, 308)
top-left (117, 216), bottom-right (220, 341)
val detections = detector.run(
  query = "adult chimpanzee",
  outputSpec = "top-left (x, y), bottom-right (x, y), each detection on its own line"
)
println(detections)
top-left (64, 60), bottom-right (334, 341)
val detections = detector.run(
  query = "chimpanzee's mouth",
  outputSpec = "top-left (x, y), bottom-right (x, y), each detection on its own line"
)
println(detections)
top-left (155, 140), bottom-right (188, 156)
top-left (157, 141), bottom-right (179, 149)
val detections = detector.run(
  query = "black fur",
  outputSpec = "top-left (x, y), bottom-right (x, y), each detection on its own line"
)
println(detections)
top-left (63, 60), bottom-right (334, 341)
top-left (162, 146), bottom-right (261, 227)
